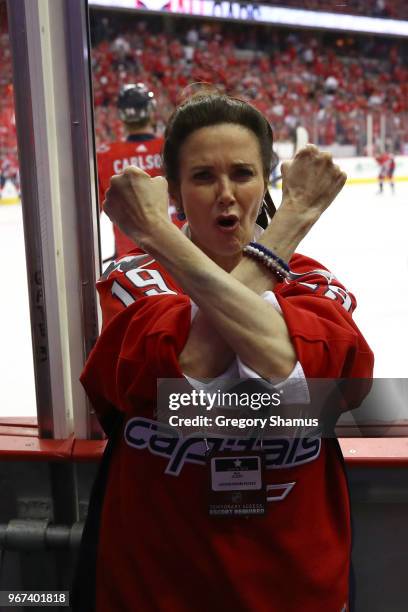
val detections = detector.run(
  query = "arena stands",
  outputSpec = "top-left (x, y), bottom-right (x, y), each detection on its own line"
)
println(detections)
top-left (0, 13), bottom-right (19, 194)
top-left (91, 19), bottom-right (408, 153)
top-left (2, 9), bottom-right (408, 182)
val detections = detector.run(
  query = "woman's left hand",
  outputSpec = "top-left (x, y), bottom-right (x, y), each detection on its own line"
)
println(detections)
top-left (280, 144), bottom-right (347, 223)
top-left (103, 166), bottom-right (170, 244)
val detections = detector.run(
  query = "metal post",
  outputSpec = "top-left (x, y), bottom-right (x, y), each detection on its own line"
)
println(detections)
top-left (7, 0), bottom-right (102, 439)
top-left (380, 113), bottom-right (386, 152)
top-left (63, 0), bottom-right (104, 439)
top-left (366, 113), bottom-right (373, 157)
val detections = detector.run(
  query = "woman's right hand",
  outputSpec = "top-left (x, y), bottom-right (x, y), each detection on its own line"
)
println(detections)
top-left (103, 166), bottom-right (170, 247)
top-left (280, 144), bottom-right (347, 223)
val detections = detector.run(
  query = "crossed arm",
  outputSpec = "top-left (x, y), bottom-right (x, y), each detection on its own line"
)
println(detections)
top-left (104, 146), bottom-right (347, 380)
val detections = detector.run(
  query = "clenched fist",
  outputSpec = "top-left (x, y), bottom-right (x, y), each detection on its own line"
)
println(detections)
top-left (103, 166), bottom-right (170, 245)
top-left (280, 145), bottom-right (347, 222)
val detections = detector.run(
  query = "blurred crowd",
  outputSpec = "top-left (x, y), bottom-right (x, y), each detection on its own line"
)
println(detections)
top-left (91, 17), bottom-right (408, 152)
top-left (2, 9), bottom-right (408, 189)
top-left (0, 16), bottom-right (18, 192)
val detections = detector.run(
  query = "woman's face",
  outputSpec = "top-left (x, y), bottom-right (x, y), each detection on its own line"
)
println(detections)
top-left (174, 123), bottom-right (266, 271)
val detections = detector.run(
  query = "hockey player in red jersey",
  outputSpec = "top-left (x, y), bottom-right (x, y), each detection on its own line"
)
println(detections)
top-left (98, 83), bottom-right (176, 258)
top-left (75, 92), bottom-right (373, 612)
top-left (375, 148), bottom-right (395, 194)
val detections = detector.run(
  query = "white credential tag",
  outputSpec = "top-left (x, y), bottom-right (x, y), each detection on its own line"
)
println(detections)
top-left (210, 455), bottom-right (262, 491)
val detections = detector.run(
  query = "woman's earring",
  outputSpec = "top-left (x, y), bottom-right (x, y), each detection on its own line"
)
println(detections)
top-left (176, 209), bottom-right (186, 221)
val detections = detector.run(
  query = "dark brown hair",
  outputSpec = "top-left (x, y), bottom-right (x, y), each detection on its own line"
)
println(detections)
top-left (162, 92), bottom-right (278, 225)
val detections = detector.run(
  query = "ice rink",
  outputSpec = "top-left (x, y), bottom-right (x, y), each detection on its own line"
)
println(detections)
top-left (1, 181), bottom-right (407, 417)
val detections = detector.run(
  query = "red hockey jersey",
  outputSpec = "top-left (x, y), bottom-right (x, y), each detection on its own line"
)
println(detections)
top-left (375, 152), bottom-right (395, 177)
top-left (80, 252), bottom-right (374, 612)
top-left (97, 137), bottom-right (164, 257)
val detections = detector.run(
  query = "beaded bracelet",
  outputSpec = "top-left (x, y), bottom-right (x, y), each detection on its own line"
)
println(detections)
top-left (242, 242), bottom-right (291, 280)
top-left (248, 242), bottom-right (290, 272)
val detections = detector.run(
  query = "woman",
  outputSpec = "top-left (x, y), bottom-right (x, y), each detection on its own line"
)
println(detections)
top-left (77, 93), bottom-right (373, 612)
